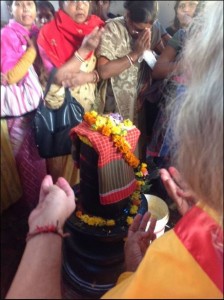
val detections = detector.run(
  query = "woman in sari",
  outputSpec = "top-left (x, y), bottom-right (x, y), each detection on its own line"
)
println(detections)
top-left (96, 0), bottom-right (168, 160)
top-left (37, 0), bottom-right (104, 185)
top-left (1, 0), bottom-right (47, 211)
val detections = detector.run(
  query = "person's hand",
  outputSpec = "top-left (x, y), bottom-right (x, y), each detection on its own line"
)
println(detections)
top-left (160, 167), bottom-right (196, 216)
top-left (124, 212), bottom-right (156, 272)
top-left (133, 28), bottom-right (151, 58)
top-left (24, 35), bottom-right (37, 50)
top-left (80, 26), bottom-right (104, 56)
top-left (62, 71), bottom-right (91, 88)
top-left (28, 175), bottom-right (76, 234)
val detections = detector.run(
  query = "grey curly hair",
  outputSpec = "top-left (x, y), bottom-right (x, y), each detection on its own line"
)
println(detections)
top-left (174, 1), bottom-right (223, 217)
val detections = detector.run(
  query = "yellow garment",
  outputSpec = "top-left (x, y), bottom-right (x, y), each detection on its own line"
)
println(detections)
top-left (44, 54), bottom-right (97, 186)
top-left (1, 120), bottom-right (22, 212)
top-left (46, 155), bottom-right (79, 187)
top-left (6, 47), bottom-right (36, 85)
top-left (70, 54), bottom-right (97, 112)
top-left (102, 205), bottom-right (223, 299)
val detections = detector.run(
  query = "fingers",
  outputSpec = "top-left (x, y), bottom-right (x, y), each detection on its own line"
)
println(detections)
top-left (89, 26), bottom-right (104, 40)
top-left (128, 214), bottom-right (142, 234)
top-left (128, 212), bottom-right (151, 235)
top-left (56, 177), bottom-right (74, 199)
top-left (160, 168), bottom-right (172, 182)
top-left (147, 216), bottom-right (157, 233)
top-left (39, 175), bottom-right (54, 203)
top-left (139, 211), bottom-right (151, 231)
top-left (160, 167), bottom-right (186, 201)
top-left (169, 166), bottom-right (187, 190)
top-left (139, 29), bottom-right (151, 49)
top-left (23, 35), bottom-right (32, 46)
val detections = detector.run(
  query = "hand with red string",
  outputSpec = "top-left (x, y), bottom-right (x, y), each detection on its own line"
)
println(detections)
top-left (28, 175), bottom-right (75, 235)
top-left (124, 212), bottom-right (157, 272)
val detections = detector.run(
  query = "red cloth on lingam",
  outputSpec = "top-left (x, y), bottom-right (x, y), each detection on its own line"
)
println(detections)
top-left (70, 121), bottom-right (140, 205)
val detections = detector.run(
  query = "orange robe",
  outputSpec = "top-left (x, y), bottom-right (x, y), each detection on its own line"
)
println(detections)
top-left (102, 203), bottom-right (223, 299)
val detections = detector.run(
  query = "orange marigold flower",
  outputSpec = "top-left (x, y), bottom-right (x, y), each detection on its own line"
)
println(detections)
top-left (132, 199), bottom-right (141, 206)
top-left (101, 125), bottom-right (111, 137)
top-left (76, 210), bottom-right (83, 217)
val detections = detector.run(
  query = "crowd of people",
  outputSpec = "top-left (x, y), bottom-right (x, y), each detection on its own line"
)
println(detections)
top-left (1, 0), bottom-right (173, 208)
top-left (1, 0), bottom-right (223, 299)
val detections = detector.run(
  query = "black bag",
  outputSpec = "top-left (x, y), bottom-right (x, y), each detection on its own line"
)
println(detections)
top-left (33, 68), bottom-right (84, 158)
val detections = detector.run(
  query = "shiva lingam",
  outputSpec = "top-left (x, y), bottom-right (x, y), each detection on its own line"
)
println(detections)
top-left (62, 112), bottom-right (147, 298)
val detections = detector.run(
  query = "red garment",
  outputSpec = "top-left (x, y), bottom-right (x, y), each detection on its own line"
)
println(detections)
top-left (174, 205), bottom-right (223, 293)
top-left (37, 9), bottom-right (104, 67)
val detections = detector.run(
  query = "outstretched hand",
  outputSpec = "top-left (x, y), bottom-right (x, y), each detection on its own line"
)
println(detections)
top-left (28, 175), bottom-right (76, 234)
top-left (160, 167), bottom-right (196, 216)
top-left (81, 26), bottom-right (104, 54)
top-left (124, 212), bottom-right (156, 272)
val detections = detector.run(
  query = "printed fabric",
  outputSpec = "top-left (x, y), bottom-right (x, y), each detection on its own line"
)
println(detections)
top-left (96, 17), bottom-right (140, 122)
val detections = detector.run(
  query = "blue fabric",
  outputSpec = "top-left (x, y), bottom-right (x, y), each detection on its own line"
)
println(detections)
top-left (159, 85), bottom-right (186, 157)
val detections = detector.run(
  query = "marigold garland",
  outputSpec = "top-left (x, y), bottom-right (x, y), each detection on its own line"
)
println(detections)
top-left (75, 111), bottom-right (149, 227)
top-left (84, 111), bottom-right (141, 168)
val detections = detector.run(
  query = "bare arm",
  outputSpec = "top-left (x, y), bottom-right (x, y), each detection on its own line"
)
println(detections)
top-left (54, 27), bottom-right (104, 85)
top-left (152, 45), bottom-right (179, 80)
top-left (6, 176), bottom-right (75, 299)
top-left (6, 234), bottom-right (63, 299)
top-left (97, 29), bottom-right (151, 80)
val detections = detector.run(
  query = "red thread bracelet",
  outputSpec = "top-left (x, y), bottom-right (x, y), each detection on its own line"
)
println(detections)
top-left (26, 221), bottom-right (70, 242)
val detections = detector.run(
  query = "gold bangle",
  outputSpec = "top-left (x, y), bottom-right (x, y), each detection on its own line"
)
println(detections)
top-left (129, 54), bottom-right (134, 64)
top-left (126, 54), bottom-right (133, 67)
top-left (74, 51), bottom-right (85, 63)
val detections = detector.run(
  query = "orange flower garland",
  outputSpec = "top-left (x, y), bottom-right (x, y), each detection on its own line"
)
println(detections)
top-left (84, 111), bottom-right (140, 168)
top-left (75, 111), bottom-right (149, 227)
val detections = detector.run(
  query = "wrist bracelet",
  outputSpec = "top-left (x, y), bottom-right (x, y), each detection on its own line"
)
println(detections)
top-left (26, 221), bottom-right (70, 242)
top-left (126, 54), bottom-right (134, 67)
top-left (74, 50), bottom-right (85, 63)
top-left (92, 70), bottom-right (100, 83)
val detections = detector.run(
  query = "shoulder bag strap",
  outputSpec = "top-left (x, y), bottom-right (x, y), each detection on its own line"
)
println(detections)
top-left (44, 68), bottom-right (58, 98)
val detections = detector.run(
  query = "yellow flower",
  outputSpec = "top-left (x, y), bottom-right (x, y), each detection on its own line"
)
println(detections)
top-left (123, 119), bottom-right (133, 127)
top-left (95, 116), bottom-right (107, 129)
top-left (130, 205), bottom-right (138, 215)
top-left (107, 119), bottom-right (116, 128)
top-left (90, 110), bottom-right (98, 117)
top-left (111, 126), bottom-right (122, 135)
top-left (106, 219), bottom-right (116, 226)
top-left (126, 216), bottom-right (134, 225)
top-left (130, 190), bottom-right (141, 201)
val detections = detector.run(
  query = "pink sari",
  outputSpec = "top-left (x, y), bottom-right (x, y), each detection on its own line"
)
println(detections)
top-left (7, 113), bottom-right (47, 209)
top-left (1, 20), bottom-right (47, 209)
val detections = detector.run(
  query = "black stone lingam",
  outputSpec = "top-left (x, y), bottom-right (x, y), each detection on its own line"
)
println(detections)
top-left (62, 141), bottom-right (137, 299)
